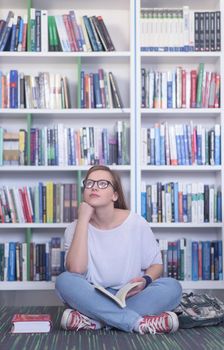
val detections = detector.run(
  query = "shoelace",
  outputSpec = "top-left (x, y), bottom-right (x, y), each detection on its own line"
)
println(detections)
top-left (140, 315), bottom-right (168, 334)
top-left (69, 311), bottom-right (95, 331)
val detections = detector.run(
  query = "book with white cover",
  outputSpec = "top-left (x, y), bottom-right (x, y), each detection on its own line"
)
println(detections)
top-left (94, 281), bottom-right (143, 308)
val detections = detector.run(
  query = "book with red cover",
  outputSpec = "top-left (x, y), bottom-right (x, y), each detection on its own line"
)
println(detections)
top-left (11, 314), bottom-right (52, 333)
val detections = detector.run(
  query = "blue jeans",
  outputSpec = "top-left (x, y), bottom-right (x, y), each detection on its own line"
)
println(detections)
top-left (55, 272), bottom-right (182, 332)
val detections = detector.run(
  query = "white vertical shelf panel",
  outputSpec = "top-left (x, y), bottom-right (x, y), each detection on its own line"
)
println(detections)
top-left (220, 0), bottom-right (224, 287)
top-left (130, 0), bottom-right (136, 210)
top-left (135, 0), bottom-right (142, 214)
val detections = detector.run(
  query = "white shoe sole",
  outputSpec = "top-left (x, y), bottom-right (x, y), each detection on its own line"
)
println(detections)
top-left (166, 311), bottom-right (179, 332)
top-left (61, 308), bottom-right (74, 330)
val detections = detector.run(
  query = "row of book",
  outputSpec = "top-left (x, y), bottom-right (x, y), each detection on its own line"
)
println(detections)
top-left (141, 64), bottom-right (220, 109)
top-left (0, 122), bottom-right (130, 166)
top-left (0, 238), bottom-right (65, 282)
top-left (159, 239), bottom-right (223, 281)
top-left (80, 70), bottom-right (123, 109)
top-left (0, 10), bottom-right (115, 52)
top-left (141, 182), bottom-right (222, 223)
top-left (0, 69), bottom-right (123, 109)
top-left (1, 237), bottom-right (222, 282)
top-left (0, 70), bottom-right (70, 109)
top-left (140, 7), bottom-right (221, 52)
top-left (141, 123), bottom-right (221, 166)
top-left (0, 183), bottom-right (78, 224)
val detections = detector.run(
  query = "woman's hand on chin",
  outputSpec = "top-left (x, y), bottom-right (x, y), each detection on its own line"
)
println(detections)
top-left (78, 202), bottom-right (95, 222)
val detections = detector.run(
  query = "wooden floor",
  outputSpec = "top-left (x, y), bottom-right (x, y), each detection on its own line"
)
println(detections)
top-left (1, 306), bottom-right (224, 350)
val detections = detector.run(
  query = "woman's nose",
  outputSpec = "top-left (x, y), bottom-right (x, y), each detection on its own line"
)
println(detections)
top-left (91, 182), bottom-right (98, 190)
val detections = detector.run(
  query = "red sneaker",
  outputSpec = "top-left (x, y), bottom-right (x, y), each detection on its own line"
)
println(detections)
top-left (61, 309), bottom-right (96, 331)
top-left (138, 311), bottom-right (179, 335)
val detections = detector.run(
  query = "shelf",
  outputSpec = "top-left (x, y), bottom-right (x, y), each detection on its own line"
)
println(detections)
top-left (0, 223), bottom-right (69, 228)
top-left (149, 223), bottom-right (222, 228)
top-left (141, 108), bottom-right (221, 118)
top-left (0, 52), bottom-right (131, 65)
top-left (141, 165), bottom-right (222, 172)
top-left (141, 52), bottom-right (221, 64)
top-left (0, 281), bottom-right (55, 290)
top-left (180, 280), bottom-right (224, 290)
top-left (0, 51), bottom-right (131, 58)
top-left (0, 108), bottom-right (131, 118)
top-left (0, 165), bottom-right (131, 172)
top-left (1, 280), bottom-right (224, 291)
top-left (16, 0), bottom-right (130, 10)
top-left (140, 0), bottom-right (220, 9)
top-left (141, 51), bottom-right (221, 58)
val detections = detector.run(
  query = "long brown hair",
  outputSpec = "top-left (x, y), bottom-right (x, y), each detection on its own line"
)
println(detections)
top-left (84, 165), bottom-right (128, 209)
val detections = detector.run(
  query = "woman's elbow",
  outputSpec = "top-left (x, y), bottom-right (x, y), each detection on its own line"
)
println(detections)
top-left (66, 262), bottom-right (87, 275)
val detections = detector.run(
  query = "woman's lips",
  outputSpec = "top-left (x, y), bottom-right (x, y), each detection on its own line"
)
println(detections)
top-left (90, 193), bottom-right (100, 198)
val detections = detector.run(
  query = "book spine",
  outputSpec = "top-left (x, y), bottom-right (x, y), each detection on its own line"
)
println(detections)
top-left (30, 8), bottom-right (36, 51)
top-left (89, 16), bottom-right (103, 51)
top-left (9, 70), bottom-right (18, 108)
top-left (41, 10), bottom-right (48, 52)
top-left (109, 72), bottom-right (123, 108)
top-left (0, 11), bottom-right (14, 51)
top-left (9, 17), bottom-right (17, 51)
top-left (83, 16), bottom-right (99, 51)
top-left (97, 16), bottom-right (115, 51)
top-left (191, 241), bottom-right (199, 280)
top-left (215, 11), bottom-right (221, 51)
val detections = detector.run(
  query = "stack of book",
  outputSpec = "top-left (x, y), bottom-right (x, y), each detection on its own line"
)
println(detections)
top-left (0, 237), bottom-right (64, 282)
top-left (141, 122), bottom-right (221, 166)
top-left (159, 238), bottom-right (223, 281)
top-left (140, 7), bottom-right (221, 52)
top-left (0, 122), bottom-right (130, 166)
top-left (141, 182), bottom-right (222, 224)
top-left (0, 70), bottom-right (71, 109)
top-left (141, 63), bottom-right (220, 109)
top-left (0, 183), bottom-right (78, 224)
top-left (0, 9), bottom-right (115, 52)
top-left (0, 11), bottom-right (27, 51)
top-left (81, 70), bottom-right (123, 109)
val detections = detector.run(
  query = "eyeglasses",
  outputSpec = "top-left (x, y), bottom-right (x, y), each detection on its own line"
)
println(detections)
top-left (83, 179), bottom-right (115, 190)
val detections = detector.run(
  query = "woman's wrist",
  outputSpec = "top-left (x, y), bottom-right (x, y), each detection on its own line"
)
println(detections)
top-left (142, 275), bottom-right (153, 288)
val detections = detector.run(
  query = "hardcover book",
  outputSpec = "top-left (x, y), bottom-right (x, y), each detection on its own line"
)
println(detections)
top-left (11, 314), bottom-right (52, 333)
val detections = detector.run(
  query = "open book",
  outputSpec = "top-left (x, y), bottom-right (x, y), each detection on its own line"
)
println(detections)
top-left (94, 281), bottom-right (143, 308)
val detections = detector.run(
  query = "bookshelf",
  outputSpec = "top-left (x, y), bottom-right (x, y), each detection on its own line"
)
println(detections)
top-left (0, 0), bottom-right (135, 290)
top-left (1, 0), bottom-right (224, 293)
top-left (136, 0), bottom-right (224, 289)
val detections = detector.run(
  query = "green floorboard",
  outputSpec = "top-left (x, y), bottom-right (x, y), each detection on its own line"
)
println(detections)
top-left (0, 306), bottom-right (224, 350)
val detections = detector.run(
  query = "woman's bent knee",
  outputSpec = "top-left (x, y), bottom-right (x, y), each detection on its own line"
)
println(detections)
top-left (158, 277), bottom-right (182, 299)
top-left (55, 271), bottom-right (85, 292)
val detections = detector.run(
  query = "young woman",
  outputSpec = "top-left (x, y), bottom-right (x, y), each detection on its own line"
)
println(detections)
top-left (55, 165), bottom-right (182, 334)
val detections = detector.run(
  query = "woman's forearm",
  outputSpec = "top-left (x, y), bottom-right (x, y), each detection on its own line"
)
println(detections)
top-left (66, 218), bottom-right (89, 273)
top-left (144, 264), bottom-right (163, 281)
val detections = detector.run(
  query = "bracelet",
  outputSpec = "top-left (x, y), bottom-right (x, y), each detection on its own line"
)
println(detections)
top-left (142, 275), bottom-right (153, 288)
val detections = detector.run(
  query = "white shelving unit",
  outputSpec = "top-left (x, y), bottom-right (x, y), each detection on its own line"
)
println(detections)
top-left (136, 0), bottom-right (224, 289)
top-left (1, 0), bottom-right (224, 293)
top-left (0, 0), bottom-right (135, 290)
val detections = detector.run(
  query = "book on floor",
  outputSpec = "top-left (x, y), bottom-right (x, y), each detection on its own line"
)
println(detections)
top-left (11, 314), bottom-right (52, 333)
top-left (94, 281), bottom-right (143, 308)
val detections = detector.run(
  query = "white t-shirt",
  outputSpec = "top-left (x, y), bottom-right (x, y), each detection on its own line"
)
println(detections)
top-left (64, 211), bottom-right (162, 289)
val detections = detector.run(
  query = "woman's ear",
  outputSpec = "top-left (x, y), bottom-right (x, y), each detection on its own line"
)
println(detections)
top-left (112, 192), bottom-right (118, 202)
